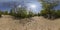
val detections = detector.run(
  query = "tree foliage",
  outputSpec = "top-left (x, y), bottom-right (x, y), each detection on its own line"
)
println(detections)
top-left (3, 10), bottom-right (8, 15)
top-left (40, 0), bottom-right (59, 19)
top-left (27, 11), bottom-right (34, 18)
top-left (56, 10), bottom-right (60, 17)
top-left (10, 7), bottom-right (35, 18)
top-left (0, 10), bottom-right (2, 17)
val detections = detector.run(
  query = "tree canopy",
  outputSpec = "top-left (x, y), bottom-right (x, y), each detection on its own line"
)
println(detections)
top-left (39, 0), bottom-right (59, 19)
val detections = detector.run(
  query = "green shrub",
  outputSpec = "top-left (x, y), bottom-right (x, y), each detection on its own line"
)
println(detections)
top-left (10, 8), bottom-right (28, 18)
top-left (40, 9), bottom-right (60, 19)
top-left (56, 10), bottom-right (60, 17)
top-left (0, 13), bottom-right (2, 17)
top-left (3, 10), bottom-right (9, 15)
top-left (0, 11), bottom-right (2, 17)
top-left (16, 9), bottom-right (28, 18)
top-left (10, 7), bottom-right (36, 18)
top-left (27, 11), bottom-right (34, 18)
top-left (34, 14), bottom-right (38, 16)
top-left (9, 9), bottom-right (15, 15)
top-left (40, 10), bottom-right (48, 16)
top-left (37, 13), bottom-right (41, 16)
top-left (40, 10), bottom-right (57, 18)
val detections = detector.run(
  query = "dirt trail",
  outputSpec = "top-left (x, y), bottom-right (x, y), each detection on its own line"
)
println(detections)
top-left (0, 15), bottom-right (60, 30)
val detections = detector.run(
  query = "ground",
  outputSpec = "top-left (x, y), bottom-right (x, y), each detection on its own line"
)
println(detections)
top-left (0, 15), bottom-right (60, 30)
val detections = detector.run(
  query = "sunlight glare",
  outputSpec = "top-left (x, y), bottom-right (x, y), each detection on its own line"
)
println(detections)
top-left (30, 4), bottom-right (36, 8)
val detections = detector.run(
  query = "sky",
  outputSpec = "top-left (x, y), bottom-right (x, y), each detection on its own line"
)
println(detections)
top-left (0, 0), bottom-right (42, 13)
top-left (0, 0), bottom-right (60, 13)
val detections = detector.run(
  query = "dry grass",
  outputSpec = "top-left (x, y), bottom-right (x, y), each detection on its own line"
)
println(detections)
top-left (0, 15), bottom-right (60, 30)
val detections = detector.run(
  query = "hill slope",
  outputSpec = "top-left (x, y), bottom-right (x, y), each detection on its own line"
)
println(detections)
top-left (0, 15), bottom-right (60, 30)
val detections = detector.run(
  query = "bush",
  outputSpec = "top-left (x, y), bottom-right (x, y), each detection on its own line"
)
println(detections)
top-left (17, 9), bottom-right (28, 18)
top-left (9, 9), bottom-right (15, 15)
top-left (37, 13), bottom-right (41, 16)
top-left (40, 10), bottom-right (56, 19)
top-left (10, 7), bottom-right (36, 18)
top-left (27, 11), bottom-right (34, 18)
top-left (0, 11), bottom-right (2, 17)
top-left (40, 10), bottom-right (47, 18)
top-left (40, 9), bottom-right (60, 19)
top-left (3, 10), bottom-right (9, 15)
top-left (40, 10), bottom-right (48, 16)
top-left (10, 8), bottom-right (28, 18)
top-left (55, 10), bottom-right (60, 18)
top-left (0, 13), bottom-right (2, 17)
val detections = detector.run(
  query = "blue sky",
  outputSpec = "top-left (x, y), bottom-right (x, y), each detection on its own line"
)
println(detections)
top-left (0, 0), bottom-right (60, 13)
top-left (0, 0), bottom-right (42, 13)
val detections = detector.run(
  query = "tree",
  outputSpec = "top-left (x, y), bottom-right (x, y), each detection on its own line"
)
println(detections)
top-left (56, 10), bottom-right (60, 17)
top-left (0, 10), bottom-right (2, 17)
top-left (16, 8), bottom-right (28, 18)
top-left (10, 7), bottom-right (28, 18)
top-left (3, 10), bottom-right (8, 15)
top-left (9, 2), bottom-right (35, 18)
top-left (9, 9), bottom-right (15, 16)
top-left (40, 0), bottom-right (58, 19)
top-left (27, 11), bottom-right (34, 18)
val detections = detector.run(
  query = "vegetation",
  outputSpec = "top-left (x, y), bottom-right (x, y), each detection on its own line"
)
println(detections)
top-left (55, 10), bottom-right (60, 18)
top-left (27, 11), bottom-right (34, 18)
top-left (39, 0), bottom-right (59, 19)
top-left (0, 0), bottom-right (60, 19)
top-left (0, 10), bottom-right (2, 17)
top-left (3, 10), bottom-right (9, 15)
top-left (9, 7), bottom-right (35, 18)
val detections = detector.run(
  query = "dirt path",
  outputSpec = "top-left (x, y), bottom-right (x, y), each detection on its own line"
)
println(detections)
top-left (0, 15), bottom-right (60, 30)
